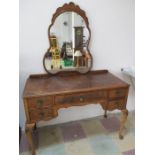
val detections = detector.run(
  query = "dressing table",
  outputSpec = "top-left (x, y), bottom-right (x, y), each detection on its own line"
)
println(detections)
top-left (23, 3), bottom-right (129, 155)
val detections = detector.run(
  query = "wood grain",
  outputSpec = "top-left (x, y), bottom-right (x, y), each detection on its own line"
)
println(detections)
top-left (23, 70), bottom-right (129, 98)
top-left (25, 123), bottom-right (35, 155)
top-left (23, 70), bottom-right (129, 155)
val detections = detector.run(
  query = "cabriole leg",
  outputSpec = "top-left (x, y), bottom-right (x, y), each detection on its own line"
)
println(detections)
top-left (25, 123), bottom-right (35, 155)
top-left (119, 109), bottom-right (128, 139)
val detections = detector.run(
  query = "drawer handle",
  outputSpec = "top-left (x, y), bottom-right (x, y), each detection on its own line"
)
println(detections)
top-left (115, 91), bottom-right (121, 95)
top-left (79, 96), bottom-right (84, 102)
top-left (37, 100), bottom-right (44, 106)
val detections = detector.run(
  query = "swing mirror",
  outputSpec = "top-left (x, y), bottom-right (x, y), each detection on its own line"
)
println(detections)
top-left (43, 2), bottom-right (92, 74)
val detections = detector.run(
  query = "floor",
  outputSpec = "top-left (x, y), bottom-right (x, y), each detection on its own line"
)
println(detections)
top-left (19, 111), bottom-right (135, 155)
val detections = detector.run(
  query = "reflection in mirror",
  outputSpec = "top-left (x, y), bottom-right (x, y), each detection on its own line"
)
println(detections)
top-left (44, 12), bottom-right (92, 74)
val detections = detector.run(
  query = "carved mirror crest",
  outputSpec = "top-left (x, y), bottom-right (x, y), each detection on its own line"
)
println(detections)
top-left (43, 2), bottom-right (92, 74)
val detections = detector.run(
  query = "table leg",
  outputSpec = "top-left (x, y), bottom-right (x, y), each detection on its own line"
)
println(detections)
top-left (25, 123), bottom-right (35, 155)
top-left (100, 103), bottom-right (108, 118)
top-left (119, 109), bottom-right (128, 139)
top-left (104, 110), bottom-right (107, 118)
top-left (34, 123), bottom-right (37, 131)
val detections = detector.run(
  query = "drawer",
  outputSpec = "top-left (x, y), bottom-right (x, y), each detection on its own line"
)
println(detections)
top-left (29, 108), bottom-right (53, 121)
top-left (55, 91), bottom-right (107, 105)
top-left (109, 89), bottom-right (127, 99)
top-left (108, 99), bottom-right (125, 110)
top-left (27, 96), bottom-right (53, 110)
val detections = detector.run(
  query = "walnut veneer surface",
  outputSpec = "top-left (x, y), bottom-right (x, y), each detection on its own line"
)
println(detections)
top-left (23, 70), bottom-right (129, 155)
top-left (23, 70), bottom-right (128, 97)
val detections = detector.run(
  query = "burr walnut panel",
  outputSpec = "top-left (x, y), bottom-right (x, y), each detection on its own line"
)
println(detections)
top-left (29, 108), bottom-right (53, 122)
top-left (27, 96), bottom-right (53, 110)
top-left (108, 89), bottom-right (127, 99)
top-left (108, 99), bottom-right (126, 110)
top-left (23, 70), bottom-right (129, 98)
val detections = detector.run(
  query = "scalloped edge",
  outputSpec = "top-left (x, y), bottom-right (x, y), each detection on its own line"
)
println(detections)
top-left (43, 2), bottom-right (92, 75)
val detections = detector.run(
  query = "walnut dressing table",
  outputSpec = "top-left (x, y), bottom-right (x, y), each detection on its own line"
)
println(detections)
top-left (23, 70), bottom-right (129, 155)
top-left (23, 2), bottom-right (130, 155)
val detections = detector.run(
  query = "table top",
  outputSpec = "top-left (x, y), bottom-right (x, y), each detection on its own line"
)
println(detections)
top-left (23, 70), bottom-right (129, 98)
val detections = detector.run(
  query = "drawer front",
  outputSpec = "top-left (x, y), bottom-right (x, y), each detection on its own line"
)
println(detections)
top-left (55, 91), bottom-right (107, 105)
top-left (109, 89), bottom-right (127, 99)
top-left (27, 96), bottom-right (53, 110)
top-left (108, 99), bottom-right (125, 110)
top-left (29, 108), bottom-right (53, 121)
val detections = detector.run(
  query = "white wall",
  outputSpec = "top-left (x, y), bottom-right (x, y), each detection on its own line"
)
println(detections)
top-left (19, 0), bottom-right (135, 130)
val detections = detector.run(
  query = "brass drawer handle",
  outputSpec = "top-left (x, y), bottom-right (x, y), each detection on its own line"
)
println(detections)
top-left (79, 96), bottom-right (84, 102)
top-left (115, 91), bottom-right (121, 95)
top-left (37, 100), bottom-right (44, 106)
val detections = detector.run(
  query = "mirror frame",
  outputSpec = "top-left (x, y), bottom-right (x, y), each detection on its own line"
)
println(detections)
top-left (43, 2), bottom-right (92, 74)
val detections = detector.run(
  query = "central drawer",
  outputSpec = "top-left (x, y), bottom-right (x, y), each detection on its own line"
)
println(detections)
top-left (55, 91), bottom-right (107, 105)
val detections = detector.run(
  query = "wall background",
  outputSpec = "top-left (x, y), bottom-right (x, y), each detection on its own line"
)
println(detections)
top-left (19, 0), bottom-right (135, 130)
